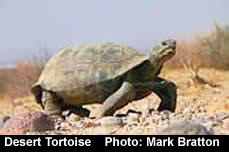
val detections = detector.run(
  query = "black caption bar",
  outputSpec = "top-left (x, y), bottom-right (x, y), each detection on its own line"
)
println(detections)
top-left (0, 135), bottom-right (227, 151)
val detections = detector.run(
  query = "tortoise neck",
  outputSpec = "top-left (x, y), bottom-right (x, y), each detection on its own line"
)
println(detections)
top-left (149, 53), bottom-right (163, 70)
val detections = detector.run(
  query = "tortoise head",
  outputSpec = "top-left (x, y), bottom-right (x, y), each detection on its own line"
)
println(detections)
top-left (149, 39), bottom-right (176, 65)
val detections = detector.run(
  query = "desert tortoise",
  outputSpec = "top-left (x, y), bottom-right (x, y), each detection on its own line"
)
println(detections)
top-left (32, 40), bottom-right (177, 117)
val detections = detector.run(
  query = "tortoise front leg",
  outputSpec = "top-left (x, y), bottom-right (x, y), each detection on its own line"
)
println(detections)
top-left (101, 82), bottom-right (136, 117)
top-left (135, 78), bottom-right (177, 112)
top-left (42, 91), bottom-right (62, 116)
top-left (152, 77), bottom-right (177, 112)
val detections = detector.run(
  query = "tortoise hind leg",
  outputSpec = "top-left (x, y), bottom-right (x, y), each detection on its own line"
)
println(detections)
top-left (101, 82), bottom-right (136, 117)
top-left (42, 91), bottom-right (62, 116)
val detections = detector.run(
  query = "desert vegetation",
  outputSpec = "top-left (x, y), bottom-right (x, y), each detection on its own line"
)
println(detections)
top-left (169, 24), bottom-right (229, 69)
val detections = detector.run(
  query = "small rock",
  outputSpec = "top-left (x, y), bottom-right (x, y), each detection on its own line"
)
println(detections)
top-left (57, 121), bottom-right (72, 131)
top-left (160, 110), bottom-right (171, 120)
top-left (0, 116), bottom-right (10, 129)
top-left (183, 107), bottom-right (194, 115)
top-left (0, 112), bottom-right (55, 134)
top-left (97, 116), bottom-right (124, 127)
top-left (157, 120), bottom-right (214, 135)
top-left (127, 111), bottom-right (140, 122)
top-left (66, 114), bottom-right (81, 122)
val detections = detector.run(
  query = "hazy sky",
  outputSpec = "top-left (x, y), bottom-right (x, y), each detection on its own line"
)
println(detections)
top-left (0, 0), bottom-right (228, 65)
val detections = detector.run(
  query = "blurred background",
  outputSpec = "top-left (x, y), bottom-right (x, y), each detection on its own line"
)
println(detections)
top-left (0, 0), bottom-right (228, 65)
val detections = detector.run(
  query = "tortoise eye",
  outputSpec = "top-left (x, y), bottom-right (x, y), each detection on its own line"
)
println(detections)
top-left (162, 41), bottom-right (167, 46)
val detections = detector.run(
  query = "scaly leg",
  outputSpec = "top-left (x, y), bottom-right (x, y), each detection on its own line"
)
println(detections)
top-left (134, 78), bottom-right (177, 112)
top-left (42, 91), bottom-right (62, 116)
top-left (152, 78), bottom-right (177, 112)
top-left (101, 82), bottom-right (136, 117)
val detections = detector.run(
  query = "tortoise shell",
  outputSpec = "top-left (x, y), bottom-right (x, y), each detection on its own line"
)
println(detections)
top-left (32, 43), bottom-right (149, 105)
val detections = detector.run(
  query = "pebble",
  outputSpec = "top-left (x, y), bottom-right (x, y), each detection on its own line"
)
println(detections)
top-left (0, 116), bottom-right (10, 129)
top-left (183, 107), bottom-right (194, 115)
top-left (66, 114), bottom-right (81, 122)
top-left (97, 116), bottom-right (124, 127)
top-left (160, 110), bottom-right (171, 120)
top-left (126, 112), bottom-right (140, 122)
top-left (157, 120), bottom-right (214, 135)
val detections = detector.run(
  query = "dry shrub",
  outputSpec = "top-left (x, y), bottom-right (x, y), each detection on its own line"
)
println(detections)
top-left (0, 62), bottom-right (40, 99)
top-left (0, 61), bottom-right (45, 114)
top-left (0, 54), bottom-right (49, 101)
top-left (14, 62), bottom-right (42, 95)
top-left (168, 24), bottom-right (229, 69)
top-left (0, 48), bottom-right (50, 100)
top-left (180, 57), bottom-right (219, 88)
top-left (199, 24), bottom-right (229, 69)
